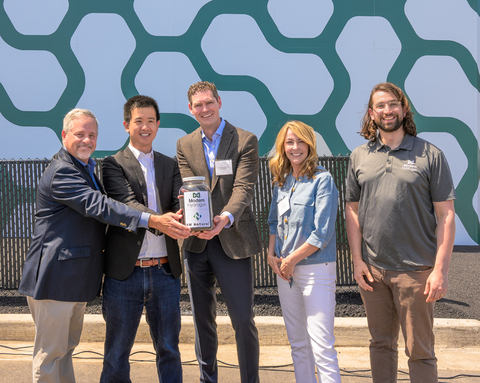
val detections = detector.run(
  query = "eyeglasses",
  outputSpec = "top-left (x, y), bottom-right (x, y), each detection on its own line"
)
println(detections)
top-left (372, 101), bottom-right (402, 112)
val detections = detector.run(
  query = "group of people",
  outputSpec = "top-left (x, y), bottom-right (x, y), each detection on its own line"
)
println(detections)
top-left (18, 80), bottom-right (455, 383)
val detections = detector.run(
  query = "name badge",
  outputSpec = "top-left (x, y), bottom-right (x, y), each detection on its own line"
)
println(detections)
top-left (215, 159), bottom-right (233, 176)
top-left (278, 197), bottom-right (290, 216)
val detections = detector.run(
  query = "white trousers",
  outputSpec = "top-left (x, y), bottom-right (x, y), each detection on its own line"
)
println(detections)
top-left (278, 262), bottom-right (341, 383)
top-left (27, 297), bottom-right (86, 383)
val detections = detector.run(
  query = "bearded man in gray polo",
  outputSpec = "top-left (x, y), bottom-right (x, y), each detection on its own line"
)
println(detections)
top-left (345, 82), bottom-right (456, 383)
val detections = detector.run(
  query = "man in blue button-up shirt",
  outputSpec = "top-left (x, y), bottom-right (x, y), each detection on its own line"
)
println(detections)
top-left (177, 81), bottom-right (261, 383)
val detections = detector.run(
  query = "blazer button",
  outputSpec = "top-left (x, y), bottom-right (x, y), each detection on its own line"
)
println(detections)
top-left (137, 241), bottom-right (142, 246)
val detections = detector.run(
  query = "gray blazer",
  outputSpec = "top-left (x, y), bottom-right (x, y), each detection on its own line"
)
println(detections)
top-left (102, 147), bottom-right (183, 280)
top-left (18, 148), bottom-right (142, 302)
top-left (176, 120), bottom-right (262, 259)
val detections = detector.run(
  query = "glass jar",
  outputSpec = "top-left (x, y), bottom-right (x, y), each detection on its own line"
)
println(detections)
top-left (179, 176), bottom-right (214, 231)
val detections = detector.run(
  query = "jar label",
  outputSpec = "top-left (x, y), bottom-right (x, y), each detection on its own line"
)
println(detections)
top-left (183, 191), bottom-right (212, 228)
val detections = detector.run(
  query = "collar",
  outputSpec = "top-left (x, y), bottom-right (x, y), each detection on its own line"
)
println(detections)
top-left (398, 133), bottom-right (415, 150)
top-left (201, 118), bottom-right (225, 142)
top-left (64, 146), bottom-right (97, 169)
top-left (129, 143), bottom-right (154, 160)
top-left (370, 133), bottom-right (414, 152)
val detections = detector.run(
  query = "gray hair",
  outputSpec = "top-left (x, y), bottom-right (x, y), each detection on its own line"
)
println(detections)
top-left (62, 108), bottom-right (99, 135)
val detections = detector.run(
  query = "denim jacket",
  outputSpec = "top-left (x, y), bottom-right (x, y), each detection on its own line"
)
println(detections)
top-left (268, 166), bottom-right (338, 265)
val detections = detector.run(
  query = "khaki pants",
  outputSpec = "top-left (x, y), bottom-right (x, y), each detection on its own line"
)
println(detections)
top-left (27, 297), bottom-right (86, 383)
top-left (360, 265), bottom-right (437, 383)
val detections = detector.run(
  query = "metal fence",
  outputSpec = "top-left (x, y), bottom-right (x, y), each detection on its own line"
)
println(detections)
top-left (0, 157), bottom-right (353, 290)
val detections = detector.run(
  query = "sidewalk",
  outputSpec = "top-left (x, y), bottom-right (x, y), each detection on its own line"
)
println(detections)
top-left (1, 314), bottom-right (479, 382)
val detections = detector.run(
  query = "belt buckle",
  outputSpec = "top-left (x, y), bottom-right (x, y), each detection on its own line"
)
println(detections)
top-left (139, 259), bottom-right (150, 268)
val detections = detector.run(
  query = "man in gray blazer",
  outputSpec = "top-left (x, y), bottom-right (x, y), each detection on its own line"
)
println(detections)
top-left (100, 95), bottom-right (187, 382)
top-left (176, 81), bottom-right (262, 383)
top-left (18, 108), bottom-right (189, 383)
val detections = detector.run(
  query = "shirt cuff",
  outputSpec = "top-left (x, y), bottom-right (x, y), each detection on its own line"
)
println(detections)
top-left (221, 211), bottom-right (234, 228)
top-left (306, 234), bottom-right (325, 250)
top-left (268, 225), bottom-right (277, 235)
top-left (139, 212), bottom-right (150, 228)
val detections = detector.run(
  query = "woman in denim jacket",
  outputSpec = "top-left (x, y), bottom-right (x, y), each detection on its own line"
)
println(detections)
top-left (267, 121), bottom-right (341, 383)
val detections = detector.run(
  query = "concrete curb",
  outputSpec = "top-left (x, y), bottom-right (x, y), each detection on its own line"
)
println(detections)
top-left (1, 314), bottom-right (479, 348)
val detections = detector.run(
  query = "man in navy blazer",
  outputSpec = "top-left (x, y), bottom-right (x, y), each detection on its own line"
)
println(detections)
top-left (18, 108), bottom-right (190, 383)
top-left (99, 95), bottom-right (186, 382)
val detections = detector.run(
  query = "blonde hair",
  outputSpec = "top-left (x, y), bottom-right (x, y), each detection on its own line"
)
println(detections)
top-left (269, 121), bottom-right (318, 187)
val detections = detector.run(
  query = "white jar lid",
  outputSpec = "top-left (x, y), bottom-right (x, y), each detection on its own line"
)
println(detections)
top-left (183, 176), bottom-right (206, 182)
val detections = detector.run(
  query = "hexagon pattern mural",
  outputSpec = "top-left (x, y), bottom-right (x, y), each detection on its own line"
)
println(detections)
top-left (0, 0), bottom-right (478, 244)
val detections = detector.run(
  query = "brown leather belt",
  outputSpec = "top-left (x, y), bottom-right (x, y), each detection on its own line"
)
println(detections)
top-left (135, 258), bottom-right (168, 268)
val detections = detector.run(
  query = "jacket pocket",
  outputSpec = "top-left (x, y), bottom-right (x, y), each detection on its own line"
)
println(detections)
top-left (58, 246), bottom-right (90, 261)
top-left (292, 196), bottom-right (315, 207)
top-left (239, 210), bottom-right (255, 221)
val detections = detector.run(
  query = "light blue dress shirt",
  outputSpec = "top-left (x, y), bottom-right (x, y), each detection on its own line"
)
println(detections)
top-left (201, 118), bottom-right (233, 227)
top-left (268, 166), bottom-right (339, 265)
top-left (202, 118), bottom-right (226, 177)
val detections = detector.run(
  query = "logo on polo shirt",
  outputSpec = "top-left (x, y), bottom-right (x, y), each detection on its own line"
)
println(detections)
top-left (401, 159), bottom-right (418, 171)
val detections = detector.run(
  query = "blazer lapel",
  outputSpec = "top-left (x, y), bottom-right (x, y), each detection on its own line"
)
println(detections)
top-left (154, 152), bottom-right (164, 214)
top-left (192, 128), bottom-right (212, 186)
top-left (77, 164), bottom-right (95, 189)
top-left (211, 122), bottom-right (234, 191)
top-left (62, 149), bottom-right (100, 192)
top-left (124, 147), bottom-right (148, 205)
top-left (94, 173), bottom-right (106, 194)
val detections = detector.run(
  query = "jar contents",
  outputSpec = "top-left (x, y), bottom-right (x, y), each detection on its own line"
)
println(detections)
top-left (179, 176), bottom-right (214, 231)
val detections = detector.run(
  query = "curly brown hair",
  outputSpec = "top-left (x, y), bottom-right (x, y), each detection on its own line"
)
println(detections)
top-left (187, 81), bottom-right (220, 105)
top-left (269, 121), bottom-right (319, 187)
top-left (360, 82), bottom-right (416, 142)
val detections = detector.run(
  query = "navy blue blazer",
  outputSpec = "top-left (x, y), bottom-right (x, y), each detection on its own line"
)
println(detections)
top-left (18, 148), bottom-right (142, 302)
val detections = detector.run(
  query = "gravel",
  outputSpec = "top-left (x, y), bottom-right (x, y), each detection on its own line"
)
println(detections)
top-left (0, 286), bottom-right (471, 319)
top-left (2, 246), bottom-right (478, 320)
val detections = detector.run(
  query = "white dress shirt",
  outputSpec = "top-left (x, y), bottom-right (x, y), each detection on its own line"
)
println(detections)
top-left (129, 144), bottom-right (168, 259)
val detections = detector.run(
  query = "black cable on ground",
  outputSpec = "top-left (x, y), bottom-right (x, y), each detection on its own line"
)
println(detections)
top-left (1, 343), bottom-right (479, 380)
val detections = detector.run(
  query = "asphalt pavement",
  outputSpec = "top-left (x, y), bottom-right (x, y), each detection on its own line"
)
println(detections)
top-left (0, 246), bottom-right (479, 382)
top-left (441, 246), bottom-right (480, 320)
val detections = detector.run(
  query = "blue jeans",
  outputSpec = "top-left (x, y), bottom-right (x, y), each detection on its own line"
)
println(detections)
top-left (100, 262), bottom-right (182, 383)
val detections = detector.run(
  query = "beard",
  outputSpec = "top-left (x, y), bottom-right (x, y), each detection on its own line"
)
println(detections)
top-left (375, 114), bottom-right (403, 134)
top-left (75, 145), bottom-right (94, 160)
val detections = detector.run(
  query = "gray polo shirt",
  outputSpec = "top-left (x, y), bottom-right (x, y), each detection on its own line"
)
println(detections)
top-left (346, 134), bottom-right (456, 271)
